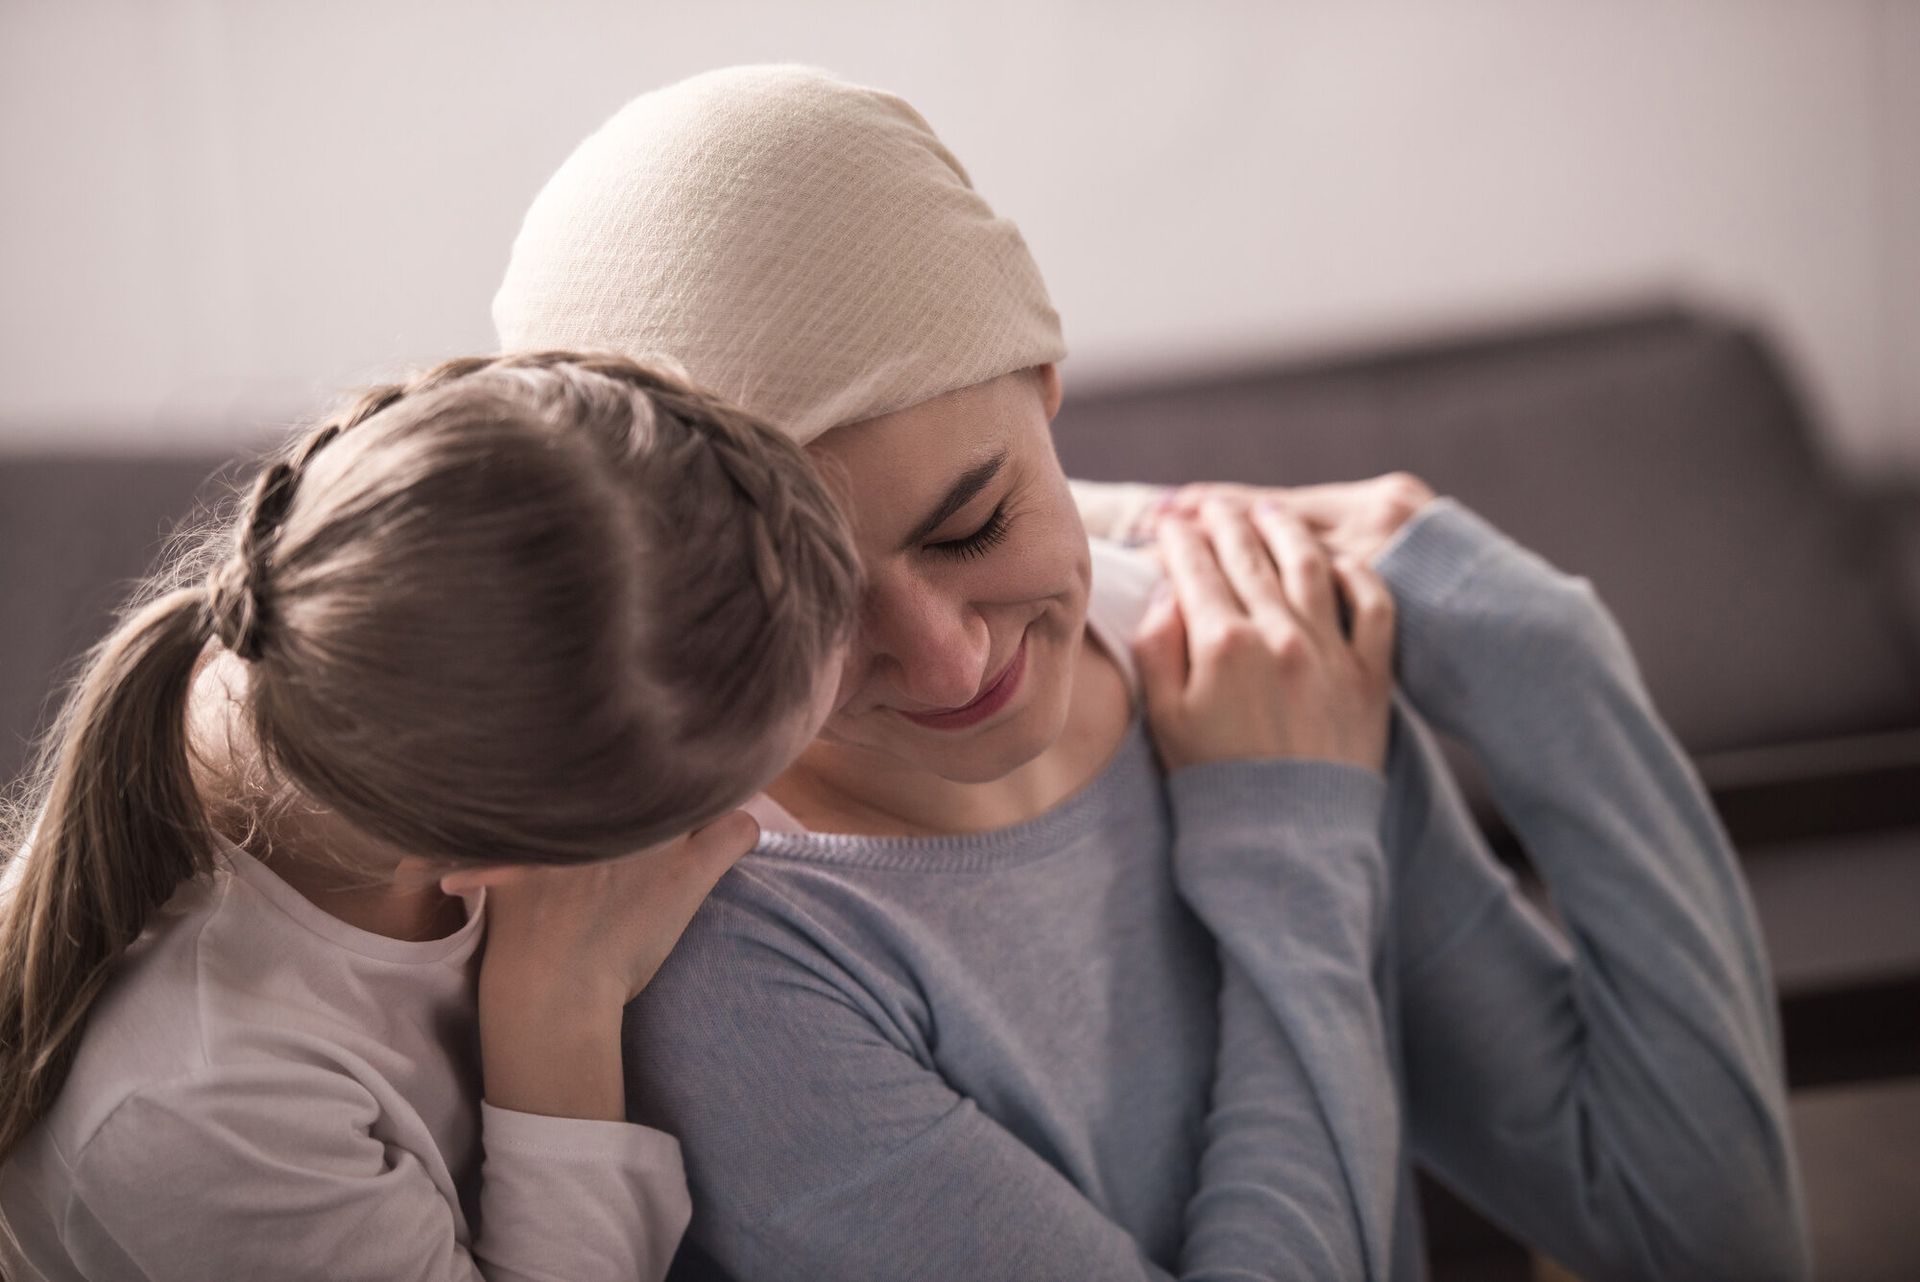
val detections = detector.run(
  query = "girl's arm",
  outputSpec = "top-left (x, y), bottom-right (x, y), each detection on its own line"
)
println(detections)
top-left (456, 813), bottom-right (764, 1277)
top-left (61, 1063), bottom-right (687, 1282)
top-left (1372, 498), bottom-right (1810, 1282)
top-left (53, 819), bottom-right (760, 1282)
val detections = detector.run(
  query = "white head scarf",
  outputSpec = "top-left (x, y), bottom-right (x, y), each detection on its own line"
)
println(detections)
top-left (492, 64), bottom-right (1066, 444)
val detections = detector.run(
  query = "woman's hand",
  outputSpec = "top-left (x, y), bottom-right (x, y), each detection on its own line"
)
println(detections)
top-left (1157, 472), bottom-right (1437, 567)
top-left (1133, 499), bottom-right (1397, 774)
top-left (443, 812), bottom-right (760, 1121)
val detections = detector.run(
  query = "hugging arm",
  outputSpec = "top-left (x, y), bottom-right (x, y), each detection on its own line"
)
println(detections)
top-left (1166, 763), bottom-right (1402, 1280)
top-left (57, 1065), bottom-right (685, 1282)
top-left (1372, 500), bottom-right (1810, 1282)
top-left (622, 862), bottom-right (1384, 1282)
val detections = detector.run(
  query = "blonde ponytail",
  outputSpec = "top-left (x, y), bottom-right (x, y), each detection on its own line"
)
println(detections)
top-left (0, 589), bottom-right (218, 1160)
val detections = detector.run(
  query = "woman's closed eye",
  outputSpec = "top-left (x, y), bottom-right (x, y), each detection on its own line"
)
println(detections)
top-left (928, 502), bottom-right (1012, 561)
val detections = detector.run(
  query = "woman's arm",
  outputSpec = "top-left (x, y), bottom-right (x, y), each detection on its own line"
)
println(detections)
top-left (1372, 498), bottom-right (1810, 1282)
top-left (1166, 761), bottom-right (1400, 1280)
top-left (1134, 501), bottom-right (1411, 1278)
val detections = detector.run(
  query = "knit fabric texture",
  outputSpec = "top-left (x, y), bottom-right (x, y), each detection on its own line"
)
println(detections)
top-left (492, 64), bottom-right (1066, 444)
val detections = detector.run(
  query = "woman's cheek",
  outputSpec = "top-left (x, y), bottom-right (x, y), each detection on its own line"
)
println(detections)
top-left (988, 504), bottom-right (1092, 605)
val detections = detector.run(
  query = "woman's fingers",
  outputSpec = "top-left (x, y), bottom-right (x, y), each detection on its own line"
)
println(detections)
top-left (1158, 512), bottom-right (1248, 627)
top-left (1197, 499), bottom-right (1291, 628)
top-left (1131, 584), bottom-right (1191, 723)
top-left (1331, 555), bottom-right (1396, 679)
top-left (1250, 499), bottom-right (1342, 642)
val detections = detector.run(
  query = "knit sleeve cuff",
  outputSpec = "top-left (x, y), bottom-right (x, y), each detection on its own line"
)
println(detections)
top-left (1167, 757), bottom-right (1388, 844)
top-left (1372, 497), bottom-right (1509, 613)
top-left (1166, 757), bottom-right (1391, 957)
top-left (1374, 497), bottom-right (1616, 711)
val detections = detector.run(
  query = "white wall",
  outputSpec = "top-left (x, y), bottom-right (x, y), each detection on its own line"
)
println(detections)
top-left (2, 0), bottom-right (1915, 477)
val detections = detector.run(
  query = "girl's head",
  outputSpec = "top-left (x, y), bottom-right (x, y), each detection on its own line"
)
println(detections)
top-left (495, 66), bottom-right (1092, 784)
top-left (0, 351), bottom-right (860, 1160)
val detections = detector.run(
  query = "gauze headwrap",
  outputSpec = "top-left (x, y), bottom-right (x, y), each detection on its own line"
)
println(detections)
top-left (492, 64), bottom-right (1066, 444)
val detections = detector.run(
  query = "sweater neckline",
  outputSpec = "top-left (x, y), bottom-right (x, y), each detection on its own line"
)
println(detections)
top-left (752, 718), bottom-right (1152, 872)
top-left (751, 539), bottom-right (1160, 873)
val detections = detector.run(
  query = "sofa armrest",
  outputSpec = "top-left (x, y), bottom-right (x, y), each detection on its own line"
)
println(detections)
top-left (1466, 729), bottom-right (1920, 862)
top-left (1861, 481), bottom-right (1920, 656)
top-left (1694, 730), bottom-right (1920, 846)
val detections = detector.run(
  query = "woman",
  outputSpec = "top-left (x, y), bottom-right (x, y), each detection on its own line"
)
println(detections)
top-left (0, 353), bottom-right (859, 1280)
top-left (494, 67), bottom-right (1808, 1281)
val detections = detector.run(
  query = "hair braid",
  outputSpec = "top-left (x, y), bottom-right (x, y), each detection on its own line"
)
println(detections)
top-left (529, 351), bottom-right (859, 620)
top-left (203, 377), bottom-right (418, 660)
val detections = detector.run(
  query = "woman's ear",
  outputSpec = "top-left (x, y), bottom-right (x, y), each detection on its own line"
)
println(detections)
top-left (1034, 363), bottom-right (1063, 421)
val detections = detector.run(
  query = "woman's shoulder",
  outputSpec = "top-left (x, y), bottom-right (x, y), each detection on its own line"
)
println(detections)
top-left (1085, 536), bottom-right (1163, 664)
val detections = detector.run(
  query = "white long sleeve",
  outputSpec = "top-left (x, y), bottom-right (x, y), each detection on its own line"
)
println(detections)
top-left (0, 842), bottom-right (689, 1281)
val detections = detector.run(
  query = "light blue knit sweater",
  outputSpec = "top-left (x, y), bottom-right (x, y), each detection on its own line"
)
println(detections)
top-left (623, 499), bottom-right (1809, 1282)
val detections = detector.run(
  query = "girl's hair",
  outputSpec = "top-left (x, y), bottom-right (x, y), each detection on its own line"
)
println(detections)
top-left (0, 350), bottom-right (861, 1162)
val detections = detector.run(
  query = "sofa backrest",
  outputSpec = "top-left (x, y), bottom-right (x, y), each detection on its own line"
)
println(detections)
top-left (1, 455), bottom-right (237, 788)
top-left (1051, 304), bottom-right (1920, 756)
top-left (4, 305), bottom-right (1916, 792)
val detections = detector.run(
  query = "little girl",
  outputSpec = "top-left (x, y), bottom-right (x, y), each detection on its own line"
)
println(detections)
top-left (0, 351), bottom-right (861, 1280)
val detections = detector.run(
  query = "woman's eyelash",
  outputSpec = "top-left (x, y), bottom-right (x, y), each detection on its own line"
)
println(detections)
top-left (930, 502), bottom-right (1012, 561)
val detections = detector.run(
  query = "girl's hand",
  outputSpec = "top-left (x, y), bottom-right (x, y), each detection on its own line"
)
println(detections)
top-left (1133, 499), bottom-right (1397, 774)
top-left (1159, 472), bottom-right (1437, 567)
top-left (455, 811), bottom-right (761, 1014)
top-left (442, 813), bottom-right (759, 1122)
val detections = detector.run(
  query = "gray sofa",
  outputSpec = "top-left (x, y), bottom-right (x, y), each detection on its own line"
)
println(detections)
top-left (4, 301), bottom-right (1915, 1278)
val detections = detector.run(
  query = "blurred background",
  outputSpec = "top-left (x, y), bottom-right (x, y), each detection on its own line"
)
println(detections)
top-left (2, 0), bottom-right (1917, 472)
top-left (3, 3), bottom-right (1917, 1279)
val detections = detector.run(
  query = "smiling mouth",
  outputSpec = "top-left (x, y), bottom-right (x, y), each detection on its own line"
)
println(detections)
top-left (897, 635), bottom-right (1029, 732)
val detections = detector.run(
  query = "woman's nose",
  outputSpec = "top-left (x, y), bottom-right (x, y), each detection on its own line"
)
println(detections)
top-left (862, 577), bottom-right (992, 711)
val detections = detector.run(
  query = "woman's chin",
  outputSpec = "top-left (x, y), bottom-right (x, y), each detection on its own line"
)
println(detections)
top-left (867, 655), bottom-right (1075, 785)
top-left (911, 712), bottom-right (1060, 785)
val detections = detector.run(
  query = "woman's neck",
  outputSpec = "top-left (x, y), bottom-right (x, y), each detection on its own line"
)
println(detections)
top-left (767, 626), bottom-right (1134, 838)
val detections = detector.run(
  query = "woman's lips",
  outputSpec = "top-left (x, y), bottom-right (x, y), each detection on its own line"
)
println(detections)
top-left (898, 636), bottom-right (1029, 732)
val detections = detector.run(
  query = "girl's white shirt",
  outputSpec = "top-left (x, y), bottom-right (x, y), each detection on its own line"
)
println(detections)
top-left (0, 837), bottom-right (690, 1282)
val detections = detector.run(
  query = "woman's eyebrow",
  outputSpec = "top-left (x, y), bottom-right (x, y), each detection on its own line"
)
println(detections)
top-left (898, 449), bottom-right (1010, 551)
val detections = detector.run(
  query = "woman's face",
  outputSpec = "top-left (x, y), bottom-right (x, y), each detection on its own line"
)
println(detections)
top-left (804, 365), bottom-right (1091, 785)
